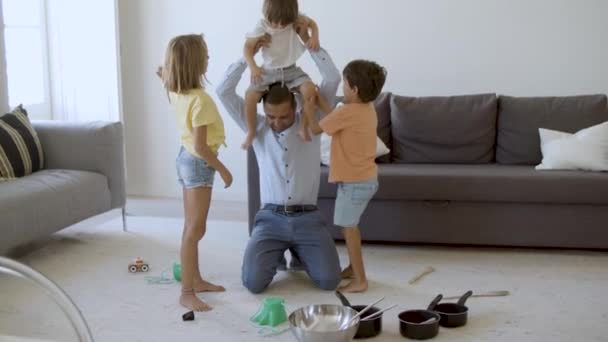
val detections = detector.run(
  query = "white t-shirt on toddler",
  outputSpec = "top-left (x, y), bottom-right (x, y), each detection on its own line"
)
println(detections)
top-left (246, 19), bottom-right (307, 69)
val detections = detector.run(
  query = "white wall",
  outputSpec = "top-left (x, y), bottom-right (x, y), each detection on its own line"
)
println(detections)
top-left (118, 0), bottom-right (608, 202)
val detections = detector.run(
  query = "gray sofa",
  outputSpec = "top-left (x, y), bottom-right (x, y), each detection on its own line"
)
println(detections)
top-left (0, 121), bottom-right (126, 254)
top-left (248, 93), bottom-right (608, 249)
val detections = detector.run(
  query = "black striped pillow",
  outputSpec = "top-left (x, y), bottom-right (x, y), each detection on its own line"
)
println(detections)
top-left (0, 105), bottom-right (44, 180)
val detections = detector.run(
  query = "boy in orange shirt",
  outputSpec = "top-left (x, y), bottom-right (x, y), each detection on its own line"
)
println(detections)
top-left (308, 60), bottom-right (387, 292)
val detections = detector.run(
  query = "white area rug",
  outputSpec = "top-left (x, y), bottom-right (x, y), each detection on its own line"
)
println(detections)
top-left (1, 215), bottom-right (608, 341)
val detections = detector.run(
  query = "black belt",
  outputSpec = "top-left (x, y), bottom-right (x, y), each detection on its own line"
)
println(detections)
top-left (263, 204), bottom-right (318, 214)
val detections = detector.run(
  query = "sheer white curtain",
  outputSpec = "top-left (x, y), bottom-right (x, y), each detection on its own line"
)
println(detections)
top-left (0, 3), bottom-right (7, 114)
top-left (1, 0), bottom-right (50, 118)
top-left (46, 0), bottom-right (121, 122)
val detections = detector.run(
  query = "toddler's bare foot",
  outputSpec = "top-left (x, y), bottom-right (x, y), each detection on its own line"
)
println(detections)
top-left (341, 265), bottom-right (354, 279)
top-left (298, 127), bottom-right (311, 142)
top-left (340, 279), bottom-right (368, 293)
top-left (180, 290), bottom-right (212, 312)
top-left (194, 279), bottom-right (226, 293)
top-left (241, 134), bottom-right (255, 150)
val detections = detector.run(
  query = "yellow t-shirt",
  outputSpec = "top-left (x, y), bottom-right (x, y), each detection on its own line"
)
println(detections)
top-left (169, 88), bottom-right (226, 157)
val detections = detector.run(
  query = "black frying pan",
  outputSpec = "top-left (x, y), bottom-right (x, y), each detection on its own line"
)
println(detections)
top-left (431, 290), bottom-right (473, 328)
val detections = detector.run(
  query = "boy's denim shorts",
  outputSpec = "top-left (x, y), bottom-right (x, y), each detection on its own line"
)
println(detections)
top-left (176, 147), bottom-right (215, 189)
top-left (334, 178), bottom-right (379, 227)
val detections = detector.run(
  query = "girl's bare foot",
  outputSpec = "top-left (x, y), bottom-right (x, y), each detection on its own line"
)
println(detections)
top-left (180, 289), bottom-right (212, 312)
top-left (193, 279), bottom-right (226, 293)
top-left (340, 279), bottom-right (368, 293)
top-left (341, 265), bottom-right (354, 279)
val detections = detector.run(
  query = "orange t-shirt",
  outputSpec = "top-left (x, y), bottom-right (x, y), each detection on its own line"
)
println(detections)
top-left (319, 103), bottom-right (378, 183)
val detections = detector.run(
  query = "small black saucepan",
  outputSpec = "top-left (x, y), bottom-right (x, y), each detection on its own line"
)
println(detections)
top-left (335, 291), bottom-right (382, 339)
top-left (398, 294), bottom-right (442, 340)
top-left (431, 290), bottom-right (473, 328)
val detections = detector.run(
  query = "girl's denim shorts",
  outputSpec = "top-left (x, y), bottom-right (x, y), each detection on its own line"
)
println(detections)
top-left (176, 147), bottom-right (215, 189)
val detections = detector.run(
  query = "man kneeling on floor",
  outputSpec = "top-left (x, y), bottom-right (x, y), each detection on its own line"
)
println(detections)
top-left (216, 46), bottom-right (342, 293)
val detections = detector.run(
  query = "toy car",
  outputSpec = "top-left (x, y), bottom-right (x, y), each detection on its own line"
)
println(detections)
top-left (128, 257), bottom-right (149, 273)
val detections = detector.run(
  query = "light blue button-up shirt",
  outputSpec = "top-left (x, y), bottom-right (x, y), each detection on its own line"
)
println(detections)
top-left (216, 49), bottom-right (340, 206)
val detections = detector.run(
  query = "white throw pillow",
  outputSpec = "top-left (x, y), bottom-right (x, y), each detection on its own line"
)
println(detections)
top-left (320, 133), bottom-right (390, 166)
top-left (536, 121), bottom-right (608, 171)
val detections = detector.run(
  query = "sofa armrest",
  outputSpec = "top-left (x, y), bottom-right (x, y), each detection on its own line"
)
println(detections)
top-left (31, 120), bottom-right (127, 209)
top-left (247, 148), bottom-right (261, 235)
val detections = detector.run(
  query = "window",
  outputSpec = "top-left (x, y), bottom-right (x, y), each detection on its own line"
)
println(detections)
top-left (45, 0), bottom-right (121, 122)
top-left (1, 0), bottom-right (121, 121)
top-left (1, 0), bottom-right (51, 119)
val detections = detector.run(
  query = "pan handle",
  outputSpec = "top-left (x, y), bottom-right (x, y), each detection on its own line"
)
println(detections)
top-left (335, 291), bottom-right (352, 307)
top-left (427, 294), bottom-right (443, 311)
top-left (457, 290), bottom-right (473, 306)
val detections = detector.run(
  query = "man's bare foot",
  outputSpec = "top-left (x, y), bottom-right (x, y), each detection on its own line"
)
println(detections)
top-left (341, 265), bottom-right (354, 279)
top-left (241, 134), bottom-right (255, 150)
top-left (298, 127), bottom-right (312, 142)
top-left (193, 279), bottom-right (226, 293)
top-left (339, 279), bottom-right (368, 293)
top-left (180, 290), bottom-right (212, 312)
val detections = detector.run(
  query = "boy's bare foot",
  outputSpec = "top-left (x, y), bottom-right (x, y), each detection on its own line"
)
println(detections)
top-left (298, 127), bottom-right (312, 142)
top-left (241, 134), bottom-right (255, 150)
top-left (180, 290), bottom-right (212, 312)
top-left (339, 279), bottom-right (368, 293)
top-left (341, 265), bottom-right (354, 279)
top-left (193, 279), bottom-right (226, 293)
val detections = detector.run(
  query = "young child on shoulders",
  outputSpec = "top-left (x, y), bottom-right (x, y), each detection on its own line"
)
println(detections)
top-left (242, 0), bottom-right (320, 149)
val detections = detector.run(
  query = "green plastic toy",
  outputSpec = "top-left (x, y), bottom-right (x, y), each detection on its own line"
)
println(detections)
top-left (173, 262), bottom-right (182, 282)
top-left (250, 297), bottom-right (288, 327)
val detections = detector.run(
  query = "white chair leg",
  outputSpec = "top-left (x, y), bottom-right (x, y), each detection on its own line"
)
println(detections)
top-left (0, 257), bottom-right (94, 342)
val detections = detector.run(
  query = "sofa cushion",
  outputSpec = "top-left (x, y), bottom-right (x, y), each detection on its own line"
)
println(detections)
top-left (0, 105), bottom-right (44, 179)
top-left (496, 95), bottom-right (608, 165)
top-left (374, 92), bottom-right (392, 163)
top-left (536, 122), bottom-right (608, 171)
top-left (318, 164), bottom-right (608, 205)
top-left (390, 94), bottom-right (497, 164)
top-left (0, 169), bottom-right (111, 251)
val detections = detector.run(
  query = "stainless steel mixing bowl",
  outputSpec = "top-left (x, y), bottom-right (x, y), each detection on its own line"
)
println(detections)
top-left (289, 304), bottom-right (360, 342)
